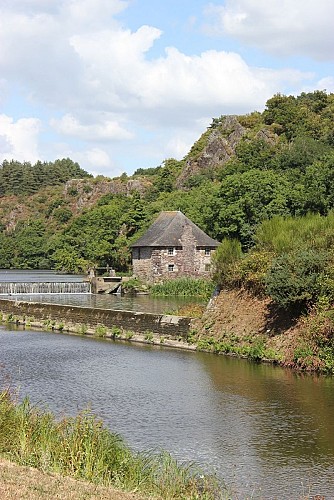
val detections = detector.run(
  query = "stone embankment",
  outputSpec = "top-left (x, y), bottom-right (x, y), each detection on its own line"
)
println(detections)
top-left (0, 298), bottom-right (196, 350)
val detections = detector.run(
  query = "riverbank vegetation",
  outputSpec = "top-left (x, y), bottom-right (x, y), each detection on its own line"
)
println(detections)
top-left (0, 388), bottom-right (224, 499)
top-left (1, 89), bottom-right (334, 370)
top-left (150, 277), bottom-right (214, 299)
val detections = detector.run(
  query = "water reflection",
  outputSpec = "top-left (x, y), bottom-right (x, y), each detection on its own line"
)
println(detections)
top-left (1, 326), bottom-right (334, 498)
top-left (1, 293), bottom-right (201, 314)
top-left (0, 269), bottom-right (202, 314)
top-left (0, 269), bottom-right (84, 282)
top-left (198, 353), bottom-right (334, 495)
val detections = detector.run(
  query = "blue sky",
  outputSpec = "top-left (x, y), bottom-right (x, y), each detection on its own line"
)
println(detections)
top-left (0, 0), bottom-right (333, 177)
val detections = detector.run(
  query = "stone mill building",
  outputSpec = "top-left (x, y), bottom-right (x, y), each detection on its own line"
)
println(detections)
top-left (131, 211), bottom-right (220, 283)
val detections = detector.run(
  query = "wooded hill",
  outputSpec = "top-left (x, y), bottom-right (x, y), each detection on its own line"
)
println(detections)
top-left (1, 90), bottom-right (334, 313)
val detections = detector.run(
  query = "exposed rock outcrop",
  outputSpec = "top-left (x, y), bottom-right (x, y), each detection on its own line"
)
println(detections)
top-left (176, 115), bottom-right (279, 189)
top-left (176, 115), bottom-right (246, 188)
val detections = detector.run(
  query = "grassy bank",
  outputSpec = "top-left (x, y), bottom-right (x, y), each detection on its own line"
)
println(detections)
top-left (0, 457), bottom-right (142, 500)
top-left (0, 389), bottom-right (225, 499)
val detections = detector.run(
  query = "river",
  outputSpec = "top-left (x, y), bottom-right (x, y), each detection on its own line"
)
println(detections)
top-left (0, 269), bottom-right (201, 314)
top-left (1, 325), bottom-right (334, 498)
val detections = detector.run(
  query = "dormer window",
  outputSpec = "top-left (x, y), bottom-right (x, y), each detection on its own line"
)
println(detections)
top-left (168, 247), bottom-right (175, 256)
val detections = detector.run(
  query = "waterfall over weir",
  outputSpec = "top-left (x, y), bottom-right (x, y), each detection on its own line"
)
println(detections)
top-left (0, 282), bottom-right (91, 294)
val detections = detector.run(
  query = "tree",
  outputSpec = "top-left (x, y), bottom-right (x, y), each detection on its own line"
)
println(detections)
top-left (213, 169), bottom-right (292, 247)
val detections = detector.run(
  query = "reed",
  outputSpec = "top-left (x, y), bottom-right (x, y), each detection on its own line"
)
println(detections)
top-left (0, 389), bottom-right (224, 499)
top-left (150, 277), bottom-right (214, 299)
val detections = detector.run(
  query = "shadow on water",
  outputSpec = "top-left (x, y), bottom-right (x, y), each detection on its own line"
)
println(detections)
top-left (198, 352), bottom-right (334, 494)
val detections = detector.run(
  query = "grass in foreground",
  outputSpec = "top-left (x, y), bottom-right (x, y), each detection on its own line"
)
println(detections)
top-left (0, 457), bottom-right (141, 500)
top-left (0, 389), bottom-right (225, 499)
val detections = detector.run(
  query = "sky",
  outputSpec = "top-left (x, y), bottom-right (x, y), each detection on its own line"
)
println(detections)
top-left (0, 0), bottom-right (333, 177)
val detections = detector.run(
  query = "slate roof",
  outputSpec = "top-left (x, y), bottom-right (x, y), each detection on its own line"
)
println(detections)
top-left (131, 211), bottom-right (220, 248)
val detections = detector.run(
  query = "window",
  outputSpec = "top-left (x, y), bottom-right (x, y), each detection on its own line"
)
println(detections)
top-left (168, 247), bottom-right (175, 256)
top-left (168, 264), bottom-right (174, 272)
top-left (205, 264), bottom-right (210, 272)
top-left (205, 248), bottom-right (211, 256)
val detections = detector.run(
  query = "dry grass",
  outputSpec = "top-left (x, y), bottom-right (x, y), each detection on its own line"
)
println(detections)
top-left (0, 458), bottom-right (145, 500)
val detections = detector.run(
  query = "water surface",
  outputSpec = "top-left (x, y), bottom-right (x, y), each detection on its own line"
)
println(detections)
top-left (0, 269), bottom-right (201, 314)
top-left (1, 326), bottom-right (333, 499)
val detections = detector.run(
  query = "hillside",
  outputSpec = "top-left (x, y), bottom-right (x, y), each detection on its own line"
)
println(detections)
top-left (1, 90), bottom-right (334, 371)
top-left (1, 90), bottom-right (333, 273)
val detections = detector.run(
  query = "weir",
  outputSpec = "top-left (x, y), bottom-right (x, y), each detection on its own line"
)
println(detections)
top-left (0, 282), bottom-right (91, 294)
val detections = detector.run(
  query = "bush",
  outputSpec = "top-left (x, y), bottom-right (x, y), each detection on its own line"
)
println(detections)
top-left (211, 238), bottom-right (243, 288)
top-left (237, 250), bottom-right (273, 295)
top-left (53, 207), bottom-right (73, 223)
top-left (265, 249), bottom-right (329, 308)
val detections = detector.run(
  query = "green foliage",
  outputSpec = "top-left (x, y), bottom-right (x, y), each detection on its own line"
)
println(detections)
top-left (94, 324), bottom-right (107, 337)
top-left (121, 277), bottom-right (144, 293)
top-left (9, 219), bottom-right (51, 269)
top-left (230, 213), bottom-right (334, 309)
top-left (185, 130), bottom-right (211, 160)
top-left (150, 278), bottom-right (214, 299)
top-left (265, 250), bottom-right (329, 309)
top-left (214, 169), bottom-right (292, 247)
top-left (255, 213), bottom-right (334, 254)
top-left (52, 248), bottom-right (88, 274)
top-left (211, 238), bottom-right (243, 288)
top-left (0, 158), bottom-right (91, 197)
top-left (144, 331), bottom-right (154, 342)
top-left (53, 207), bottom-right (73, 223)
top-left (0, 390), bottom-right (222, 498)
top-left (133, 165), bottom-right (162, 176)
top-left (152, 158), bottom-right (184, 194)
top-left (263, 91), bottom-right (334, 142)
top-left (50, 193), bottom-right (147, 272)
top-left (235, 138), bottom-right (278, 170)
top-left (76, 324), bottom-right (88, 335)
top-left (1, 90), bottom-right (334, 280)
top-left (237, 250), bottom-right (273, 295)
top-left (110, 326), bottom-right (122, 338)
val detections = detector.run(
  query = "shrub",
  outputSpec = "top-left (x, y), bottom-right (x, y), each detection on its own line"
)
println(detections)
top-left (144, 331), bottom-right (154, 343)
top-left (265, 249), bottom-right (329, 308)
top-left (237, 250), bottom-right (273, 295)
top-left (110, 326), bottom-right (121, 339)
top-left (211, 238), bottom-right (243, 288)
top-left (94, 324), bottom-right (107, 337)
top-left (53, 207), bottom-right (72, 223)
top-left (77, 324), bottom-right (88, 335)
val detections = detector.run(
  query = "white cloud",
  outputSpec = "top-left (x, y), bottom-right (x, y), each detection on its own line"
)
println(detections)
top-left (78, 147), bottom-right (112, 169)
top-left (0, 0), bottom-right (311, 122)
top-left (316, 77), bottom-right (334, 92)
top-left (0, 114), bottom-right (41, 163)
top-left (51, 114), bottom-right (133, 141)
top-left (64, 0), bottom-right (128, 29)
top-left (0, 0), bottom-right (330, 175)
top-left (203, 0), bottom-right (334, 61)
